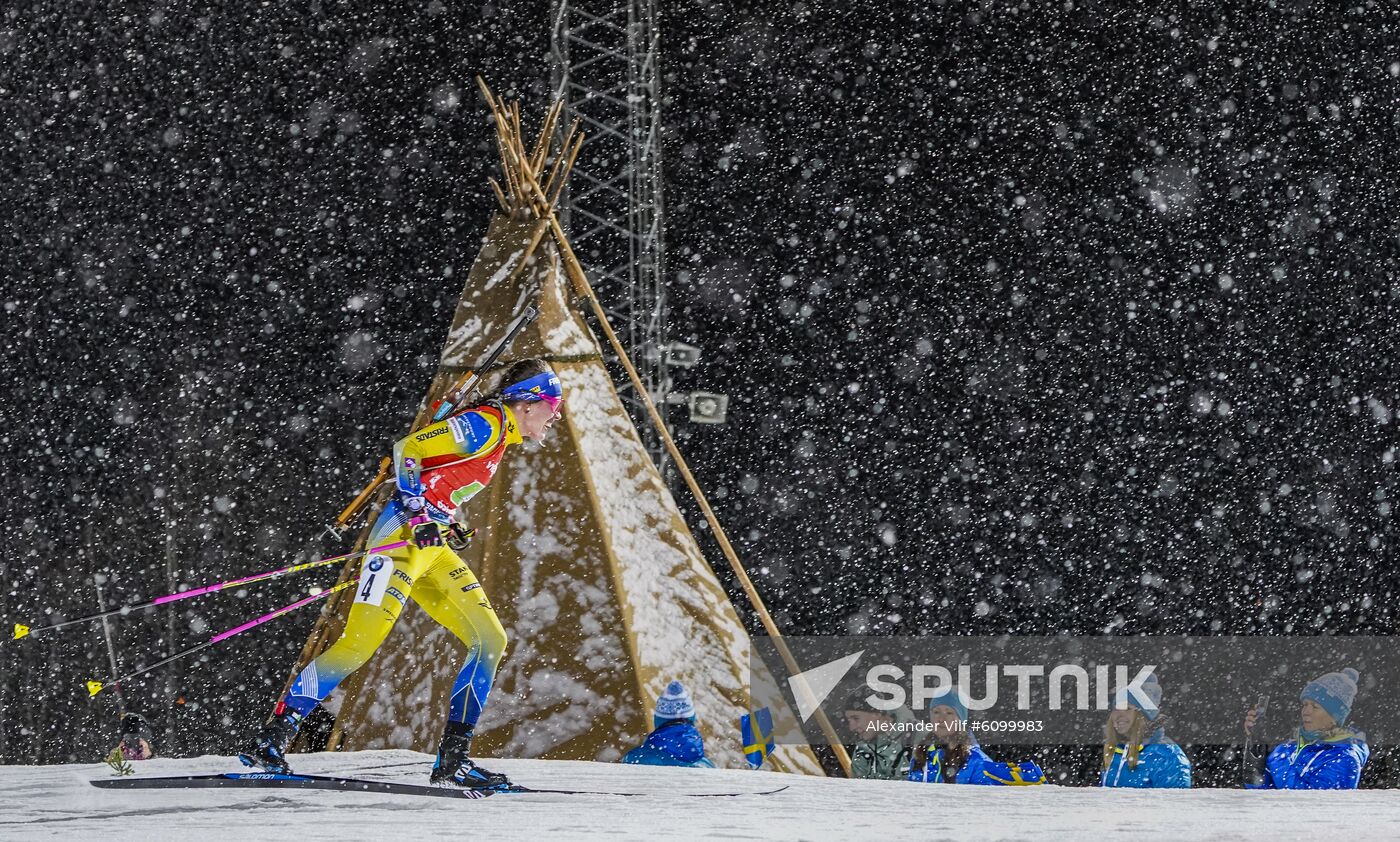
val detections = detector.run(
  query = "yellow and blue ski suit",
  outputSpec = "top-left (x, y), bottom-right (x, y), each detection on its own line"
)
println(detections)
top-left (284, 404), bottom-right (522, 729)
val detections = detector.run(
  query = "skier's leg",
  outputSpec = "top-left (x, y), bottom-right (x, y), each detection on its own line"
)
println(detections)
top-left (242, 507), bottom-right (423, 771)
top-left (417, 559), bottom-right (508, 728)
top-left (283, 554), bottom-right (417, 716)
top-left (283, 514), bottom-right (425, 715)
top-left (413, 556), bottom-right (510, 786)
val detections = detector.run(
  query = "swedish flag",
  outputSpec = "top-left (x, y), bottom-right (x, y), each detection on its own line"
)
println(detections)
top-left (740, 707), bottom-right (775, 768)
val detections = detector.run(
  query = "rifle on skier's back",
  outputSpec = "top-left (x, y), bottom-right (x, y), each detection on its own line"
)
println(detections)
top-left (325, 304), bottom-right (538, 538)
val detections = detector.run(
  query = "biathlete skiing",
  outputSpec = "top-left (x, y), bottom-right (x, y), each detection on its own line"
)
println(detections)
top-left (239, 358), bottom-right (564, 789)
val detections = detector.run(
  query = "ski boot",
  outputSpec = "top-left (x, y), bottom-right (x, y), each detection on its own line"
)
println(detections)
top-left (429, 726), bottom-right (512, 789)
top-left (238, 708), bottom-right (302, 774)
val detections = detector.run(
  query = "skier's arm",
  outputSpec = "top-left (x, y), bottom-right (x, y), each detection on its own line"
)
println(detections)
top-left (392, 435), bottom-right (425, 498)
top-left (392, 410), bottom-right (508, 497)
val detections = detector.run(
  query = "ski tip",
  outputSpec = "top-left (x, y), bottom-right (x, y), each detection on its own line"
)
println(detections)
top-left (13, 623), bottom-right (29, 640)
top-left (86, 680), bottom-right (104, 697)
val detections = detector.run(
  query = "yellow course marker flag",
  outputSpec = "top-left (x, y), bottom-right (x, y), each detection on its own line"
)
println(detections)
top-left (13, 624), bottom-right (29, 640)
top-left (87, 681), bottom-right (105, 698)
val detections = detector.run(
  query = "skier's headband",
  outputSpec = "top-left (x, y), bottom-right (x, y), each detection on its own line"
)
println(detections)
top-left (500, 372), bottom-right (563, 410)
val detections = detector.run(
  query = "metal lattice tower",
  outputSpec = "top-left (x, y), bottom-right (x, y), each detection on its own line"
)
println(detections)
top-left (550, 0), bottom-right (670, 473)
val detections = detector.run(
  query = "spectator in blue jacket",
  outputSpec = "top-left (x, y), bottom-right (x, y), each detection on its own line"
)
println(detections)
top-left (906, 687), bottom-right (1046, 785)
top-left (622, 680), bottom-right (715, 768)
top-left (1243, 667), bottom-right (1369, 790)
top-left (1100, 673), bottom-right (1191, 788)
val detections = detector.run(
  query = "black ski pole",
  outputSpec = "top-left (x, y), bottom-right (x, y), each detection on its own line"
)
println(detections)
top-left (1242, 694), bottom-right (1269, 786)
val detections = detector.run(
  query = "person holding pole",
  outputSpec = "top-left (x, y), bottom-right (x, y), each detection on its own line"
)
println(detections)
top-left (239, 359), bottom-right (564, 790)
top-left (1242, 668), bottom-right (1369, 790)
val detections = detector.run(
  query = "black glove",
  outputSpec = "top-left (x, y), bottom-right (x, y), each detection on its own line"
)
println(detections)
top-left (446, 523), bottom-right (476, 552)
top-left (412, 520), bottom-right (443, 549)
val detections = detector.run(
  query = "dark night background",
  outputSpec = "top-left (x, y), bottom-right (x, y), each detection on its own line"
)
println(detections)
top-left (3, 0), bottom-right (1399, 786)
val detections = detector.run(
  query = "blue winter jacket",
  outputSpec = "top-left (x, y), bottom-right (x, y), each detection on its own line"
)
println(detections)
top-left (906, 739), bottom-right (1045, 786)
top-left (1250, 728), bottom-right (1368, 790)
top-left (622, 719), bottom-right (716, 768)
top-left (1101, 730), bottom-right (1192, 788)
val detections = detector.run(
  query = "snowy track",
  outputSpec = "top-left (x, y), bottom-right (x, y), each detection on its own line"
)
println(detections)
top-left (3, 749), bottom-right (1399, 841)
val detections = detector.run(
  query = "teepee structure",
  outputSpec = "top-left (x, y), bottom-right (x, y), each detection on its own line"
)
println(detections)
top-left (292, 82), bottom-right (829, 773)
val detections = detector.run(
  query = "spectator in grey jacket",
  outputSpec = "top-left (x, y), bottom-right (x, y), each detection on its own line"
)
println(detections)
top-left (843, 692), bottom-right (913, 779)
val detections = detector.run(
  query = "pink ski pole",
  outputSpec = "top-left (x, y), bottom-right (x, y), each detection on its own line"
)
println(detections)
top-left (87, 579), bottom-right (356, 697)
top-left (17, 539), bottom-right (407, 641)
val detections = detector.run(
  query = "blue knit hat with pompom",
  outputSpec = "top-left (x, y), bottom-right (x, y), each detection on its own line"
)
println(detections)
top-left (654, 680), bottom-right (696, 723)
top-left (1301, 667), bottom-right (1360, 727)
top-left (1114, 672), bottom-right (1164, 722)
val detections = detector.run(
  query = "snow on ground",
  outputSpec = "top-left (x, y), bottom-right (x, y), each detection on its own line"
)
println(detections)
top-left (3, 749), bottom-right (1400, 841)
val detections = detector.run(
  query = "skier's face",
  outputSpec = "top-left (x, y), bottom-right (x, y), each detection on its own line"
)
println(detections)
top-left (517, 397), bottom-right (562, 442)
